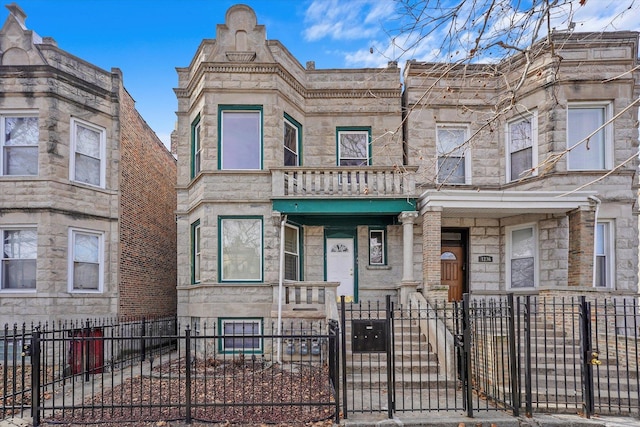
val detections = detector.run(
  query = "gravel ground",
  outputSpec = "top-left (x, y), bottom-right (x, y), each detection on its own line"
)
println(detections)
top-left (36, 357), bottom-right (337, 427)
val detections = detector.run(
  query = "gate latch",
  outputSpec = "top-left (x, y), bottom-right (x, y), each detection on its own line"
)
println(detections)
top-left (21, 343), bottom-right (31, 357)
top-left (589, 351), bottom-right (602, 366)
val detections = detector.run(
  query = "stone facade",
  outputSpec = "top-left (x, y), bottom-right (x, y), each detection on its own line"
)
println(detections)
top-left (0, 4), bottom-right (177, 325)
top-left (176, 5), bottom-right (639, 333)
top-left (406, 31), bottom-right (640, 301)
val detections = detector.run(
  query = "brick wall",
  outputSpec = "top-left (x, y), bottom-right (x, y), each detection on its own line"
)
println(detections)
top-left (422, 207), bottom-right (442, 290)
top-left (568, 207), bottom-right (595, 287)
top-left (118, 84), bottom-right (177, 317)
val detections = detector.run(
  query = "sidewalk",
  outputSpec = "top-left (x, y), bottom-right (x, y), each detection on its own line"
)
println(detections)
top-left (4, 412), bottom-right (640, 427)
top-left (341, 412), bottom-right (640, 427)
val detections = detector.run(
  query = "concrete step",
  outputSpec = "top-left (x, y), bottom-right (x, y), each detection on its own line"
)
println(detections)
top-left (345, 372), bottom-right (457, 389)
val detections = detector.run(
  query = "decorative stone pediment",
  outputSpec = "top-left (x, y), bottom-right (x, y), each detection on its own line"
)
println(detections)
top-left (212, 4), bottom-right (273, 63)
top-left (0, 3), bottom-right (46, 66)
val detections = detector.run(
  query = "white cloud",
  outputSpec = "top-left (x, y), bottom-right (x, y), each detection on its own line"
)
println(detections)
top-left (332, 0), bottom-right (640, 69)
top-left (303, 0), bottom-right (394, 42)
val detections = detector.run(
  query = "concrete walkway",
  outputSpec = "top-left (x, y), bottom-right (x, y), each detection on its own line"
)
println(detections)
top-left (2, 412), bottom-right (639, 427)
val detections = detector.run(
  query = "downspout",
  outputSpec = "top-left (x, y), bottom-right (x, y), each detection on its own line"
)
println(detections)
top-left (589, 196), bottom-right (601, 287)
top-left (276, 215), bottom-right (287, 363)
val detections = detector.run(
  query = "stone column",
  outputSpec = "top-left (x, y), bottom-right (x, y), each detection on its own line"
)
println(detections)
top-left (399, 211), bottom-right (418, 281)
top-left (398, 211), bottom-right (419, 304)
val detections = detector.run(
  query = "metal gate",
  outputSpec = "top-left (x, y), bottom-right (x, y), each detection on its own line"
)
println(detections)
top-left (339, 295), bottom-right (471, 418)
top-left (339, 294), bottom-right (640, 419)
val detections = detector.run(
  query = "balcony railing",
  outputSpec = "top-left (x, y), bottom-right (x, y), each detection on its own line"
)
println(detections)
top-left (271, 166), bottom-right (417, 197)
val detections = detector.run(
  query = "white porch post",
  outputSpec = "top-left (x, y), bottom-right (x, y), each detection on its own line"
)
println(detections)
top-left (398, 211), bottom-right (419, 304)
top-left (399, 211), bottom-right (418, 281)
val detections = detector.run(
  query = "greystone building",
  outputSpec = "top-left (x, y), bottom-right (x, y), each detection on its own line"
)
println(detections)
top-left (175, 5), bottom-right (640, 349)
top-left (0, 4), bottom-right (177, 326)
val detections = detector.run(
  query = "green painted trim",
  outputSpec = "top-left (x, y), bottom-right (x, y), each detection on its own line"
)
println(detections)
top-left (218, 216), bottom-right (264, 283)
top-left (272, 198), bottom-right (416, 215)
top-left (218, 105), bottom-right (263, 170)
top-left (368, 227), bottom-right (387, 266)
top-left (284, 113), bottom-right (302, 166)
top-left (190, 114), bottom-right (201, 179)
top-left (287, 215), bottom-right (396, 227)
top-left (217, 317), bottom-right (264, 354)
top-left (336, 126), bottom-right (371, 166)
top-left (324, 228), bottom-right (358, 302)
top-left (190, 219), bottom-right (201, 284)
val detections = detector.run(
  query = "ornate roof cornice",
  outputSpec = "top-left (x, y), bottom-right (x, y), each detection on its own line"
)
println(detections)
top-left (176, 62), bottom-right (400, 100)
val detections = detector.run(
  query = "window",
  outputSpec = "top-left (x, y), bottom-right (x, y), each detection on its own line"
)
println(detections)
top-left (1, 228), bottom-right (36, 290)
top-left (284, 224), bottom-right (300, 280)
top-left (507, 225), bottom-right (537, 288)
top-left (284, 114), bottom-right (301, 166)
top-left (219, 106), bottom-right (262, 170)
top-left (69, 229), bottom-right (103, 292)
top-left (594, 221), bottom-right (613, 288)
top-left (191, 220), bottom-right (201, 284)
top-left (191, 115), bottom-right (202, 178)
top-left (1, 114), bottom-right (38, 176)
top-left (70, 119), bottom-right (105, 187)
top-left (369, 229), bottom-right (386, 265)
top-left (219, 217), bottom-right (262, 282)
top-left (436, 125), bottom-right (469, 184)
top-left (567, 104), bottom-right (611, 170)
top-left (507, 113), bottom-right (537, 181)
top-left (219, 318), bottom-right (262, 353)
top-left (337, 128), bottom-right (370, 166)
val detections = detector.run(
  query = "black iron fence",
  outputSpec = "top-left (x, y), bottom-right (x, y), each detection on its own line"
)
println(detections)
top-left (15, 317), bottom-right (338, 426)
top-left (2, 294), bottom-right (639, 425)
top-left (339, 294), bottom-right (640, 420)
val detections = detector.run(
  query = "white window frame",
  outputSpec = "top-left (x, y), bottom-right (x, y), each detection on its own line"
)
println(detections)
top-left (505, 223), bottom-right (538, 289)
top-left (566, 102), bottom-right (613, 171)
top-left (436, 124), bottom-right (471, 185)
top-left (193, 221), bottom-right (201, 284)
top-left (284, 223), bottom-right (300, 281)
top-left (506, 112), bottom-right (538, 182)
top-left (68, 228), bottom-right (104, 293)
top-left (284, 116), bottom-right (300, 167)
top-left (369, 229), bottom-right (386, 265)
top-left (220, 108), bottom-right (262, 170)
top-left (594, 220), bottom-right (614, 288)
top-left (337, 130), bottom-right (370, 166)
top-left (219, 217), bottom-right (263, 282)
top-left (69, 118), bottom-right (106, 188)
top-left (1, 226), bottom-right (37, 292)
top-left (0, 111), bottom-right (39, 176)
top-left (219, 318), bottom-right (263, 353)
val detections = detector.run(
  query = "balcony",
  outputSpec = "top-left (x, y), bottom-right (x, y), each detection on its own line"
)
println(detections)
top-left (271, 166), bottom-right (418, 198)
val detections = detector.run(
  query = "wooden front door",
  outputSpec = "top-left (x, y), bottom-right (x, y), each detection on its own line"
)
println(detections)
top-left (441, 245), bottom-right (465, 302)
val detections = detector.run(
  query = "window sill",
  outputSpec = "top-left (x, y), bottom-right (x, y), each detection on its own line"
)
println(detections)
top-left (366, 265), bottom-right (391, 271)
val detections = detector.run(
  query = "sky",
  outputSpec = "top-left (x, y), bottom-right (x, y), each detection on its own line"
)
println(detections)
top-left (3, 0), bottom-right (639, 149)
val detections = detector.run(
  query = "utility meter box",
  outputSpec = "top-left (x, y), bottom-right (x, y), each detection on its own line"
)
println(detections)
top-left (351, 319), bottom-right (388, 353)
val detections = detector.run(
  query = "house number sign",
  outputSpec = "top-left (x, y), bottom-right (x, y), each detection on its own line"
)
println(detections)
top-left (478, 255), bottom-right (493, 262)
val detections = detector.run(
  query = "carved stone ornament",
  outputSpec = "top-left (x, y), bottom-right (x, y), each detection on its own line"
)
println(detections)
top-left (225, 51), bottom-right (256, 62)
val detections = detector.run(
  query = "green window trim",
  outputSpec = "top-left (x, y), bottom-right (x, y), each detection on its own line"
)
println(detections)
top-left (218, 317), bottom-right (263, 354)
top-left (284, 113), bottom-right (302, 166)
top-left (336, 126), bottom-right (372, 166)
top-left (218, 216), bottom-right (264, 283)
top-left (368, 227), bottom-right (387, 266)
top-left (218, 105), bottom-right (263, 170)
top-left (190, 114), bottom-right (201, 179)
top-left (190, 219), bottom-right (201, 284)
